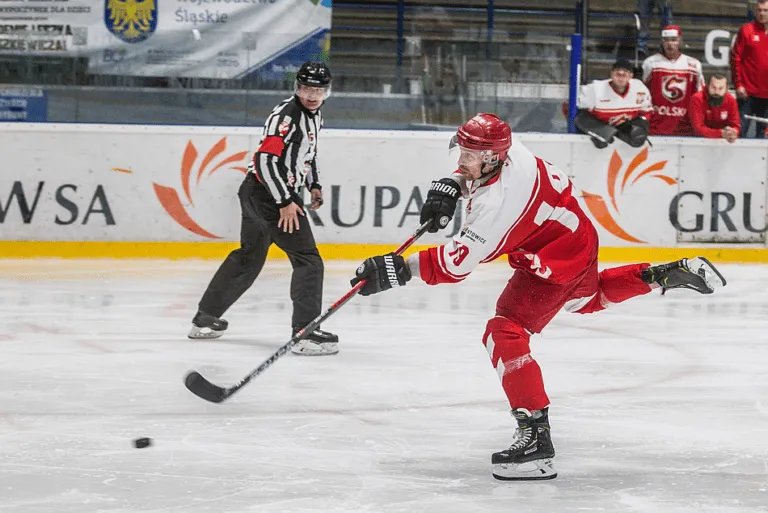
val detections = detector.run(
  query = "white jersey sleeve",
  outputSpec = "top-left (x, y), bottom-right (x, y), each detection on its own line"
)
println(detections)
top-left (577, 82), bottom-right (597, 111)
top-left (642, 57), bottom-right (653, 83)
top-left (695, 59), bottom-right (705, 90)
top-left (637, 79), bottom-right (654, 115)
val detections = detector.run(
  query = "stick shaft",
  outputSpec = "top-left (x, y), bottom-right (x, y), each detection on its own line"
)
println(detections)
top-left (219, 220), bottom-right (433, 399)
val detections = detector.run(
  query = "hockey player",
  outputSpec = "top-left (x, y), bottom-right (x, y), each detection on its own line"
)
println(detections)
top-left (642, 25), bottom-right (705, 136)
top-left (188, 61), bottom-right (340, 356)
top-left (574, 59), bottom-right (653, 149)
top-left (351, 113), bottom-right (726, 481)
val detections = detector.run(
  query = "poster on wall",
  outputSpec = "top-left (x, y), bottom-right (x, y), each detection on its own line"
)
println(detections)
top-left (0, 87), bottom-right (47, 121)
top-left (0, 0), bottom-right (331, 79)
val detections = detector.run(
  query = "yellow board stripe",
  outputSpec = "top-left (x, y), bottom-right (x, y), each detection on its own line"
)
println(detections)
top-left (1, 241), bottom-right (767, 263)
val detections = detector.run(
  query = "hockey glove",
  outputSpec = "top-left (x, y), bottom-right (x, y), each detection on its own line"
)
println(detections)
top-left (420, 178), bottom-right (461, 233)
top-left (350, 253), bottom-right (411, 296)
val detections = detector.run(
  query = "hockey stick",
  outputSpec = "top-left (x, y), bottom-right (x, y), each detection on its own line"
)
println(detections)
top-left (634, 13), bottom-right (641, 67)
top-left (184, 218), bottom-right (436, 403)
top-left (585, 130), bottom-right (609, 145)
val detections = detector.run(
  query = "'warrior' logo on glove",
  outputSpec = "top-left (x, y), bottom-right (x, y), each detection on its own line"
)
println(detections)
top-left (430, 181), bottom-right (461, 197)
top-left (384, 255), bottom-right (399, 288)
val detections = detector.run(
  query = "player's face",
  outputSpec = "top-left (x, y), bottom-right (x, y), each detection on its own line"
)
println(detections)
top-left (457, 147), bottom-right (484, 180)
top-left (662, 37), bottom-right (681, 57)
top-left (296, 85), bottom-right (326, 111)
top-left (611, 68), bottom-right (632, 89)
top-left (758, 3), bottom-right (768, 24)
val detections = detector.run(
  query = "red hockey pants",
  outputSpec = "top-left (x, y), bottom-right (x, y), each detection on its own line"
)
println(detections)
top-left (482, 262), bottom-right (653, 411)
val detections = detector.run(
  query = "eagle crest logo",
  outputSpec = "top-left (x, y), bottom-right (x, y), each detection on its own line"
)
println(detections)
top-left (105, 0), bottom-right (157, 43)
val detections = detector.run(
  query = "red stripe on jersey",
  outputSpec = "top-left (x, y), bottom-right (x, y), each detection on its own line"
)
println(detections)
top-left (257, 136), bottom-right (285, 156)
top-left (647, 67), bottom-right (700, 74)
top-left (591, 107), bottom-right (650, 113)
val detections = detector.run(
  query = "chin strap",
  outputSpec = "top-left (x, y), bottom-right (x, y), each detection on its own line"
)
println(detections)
top-left (477, 161), bottom-right (503, 182)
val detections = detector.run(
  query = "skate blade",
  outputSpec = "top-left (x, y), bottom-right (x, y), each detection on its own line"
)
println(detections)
top-left (187, 326), bottom-right (224, 340)
top-left (291, 340), bottom-right (339, 356)
top-left (492, 458), bottom-right (557, 481)
top-left (688, 257), bottom-right (727, 293)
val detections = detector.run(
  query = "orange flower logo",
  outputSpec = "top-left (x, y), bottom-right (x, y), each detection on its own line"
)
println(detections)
top-left (153, 137), bottom-right (250, 239)
top-left (582, 148), bottom-right (676, 243)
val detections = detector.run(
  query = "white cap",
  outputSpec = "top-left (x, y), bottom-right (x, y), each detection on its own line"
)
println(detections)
top-left (661, 25), bottom-right (682, 38)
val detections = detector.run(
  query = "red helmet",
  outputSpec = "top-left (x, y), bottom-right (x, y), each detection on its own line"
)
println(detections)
top-left (451, 113), bottom-right (512, 164)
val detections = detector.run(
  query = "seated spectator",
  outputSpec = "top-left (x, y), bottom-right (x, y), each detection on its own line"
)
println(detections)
top-left (688, 74), bottom-right (740, 143)
top-left (575, 59), bottom-right (653, 149)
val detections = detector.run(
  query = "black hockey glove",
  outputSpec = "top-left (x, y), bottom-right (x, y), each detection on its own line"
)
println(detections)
top-left (420, 178), bottom-right (461, 233)
top-left (350, 253), bottom-right (411, 296)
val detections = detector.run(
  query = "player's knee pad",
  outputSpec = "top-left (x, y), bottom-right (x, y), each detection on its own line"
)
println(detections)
top-left (484, 316), bottom-right (549, 409)
top-left (483, 316), bottom-right (533, 371)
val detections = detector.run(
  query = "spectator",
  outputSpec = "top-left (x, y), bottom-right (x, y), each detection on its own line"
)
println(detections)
top-left (688, 74), bottom-right (740, 142)
top-left (642, 25), bottom-right (704, 136)
top-left (637, 0), bottom-right (672, 58)
top-left (575, 59), bottom-right (653, 149)
top-left (731, 0), bottom-right (768, 138)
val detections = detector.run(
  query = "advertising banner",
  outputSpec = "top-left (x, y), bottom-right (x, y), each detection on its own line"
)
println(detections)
top-left (0, 87), bottom-right (47, 121)
top-left (0, 0), bottom-right (331, 79)
top-left (1, 124), bottom-right (767, 249)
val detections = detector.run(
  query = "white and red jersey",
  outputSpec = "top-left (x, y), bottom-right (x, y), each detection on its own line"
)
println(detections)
top-left (577, 78), bottom-right (653, 126)
top-left (413, 140), bottom-right (599, 287)
top-left (642, 52), bottom-right (704, 136)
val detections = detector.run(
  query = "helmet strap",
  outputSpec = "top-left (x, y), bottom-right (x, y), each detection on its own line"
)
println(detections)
top-left (479, 160), bottom-right (503, 180)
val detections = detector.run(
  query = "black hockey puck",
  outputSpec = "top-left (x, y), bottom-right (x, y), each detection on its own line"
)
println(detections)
top-left (133, 437), bottom-right (152, 449)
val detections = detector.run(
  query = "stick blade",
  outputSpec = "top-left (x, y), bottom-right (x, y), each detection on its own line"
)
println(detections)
top-left (184, 371), bottom-right (229, 403)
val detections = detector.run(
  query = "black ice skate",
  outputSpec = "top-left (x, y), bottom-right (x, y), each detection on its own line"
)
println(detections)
top-left (492, 408), bottom-right (557, 481)
top-left (291, 327), bottom-right (339, 356)
top-left (642, 257), bottom-right (726, 295)
top-left (188, 311), bottom-right (228, 340)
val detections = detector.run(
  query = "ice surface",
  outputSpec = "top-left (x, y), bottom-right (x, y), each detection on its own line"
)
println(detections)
top-left (0, 259), bottom-right (767, 513)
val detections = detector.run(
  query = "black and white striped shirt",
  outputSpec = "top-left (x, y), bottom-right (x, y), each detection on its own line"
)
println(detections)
top-left (250, 95), bottom-right (323, 208)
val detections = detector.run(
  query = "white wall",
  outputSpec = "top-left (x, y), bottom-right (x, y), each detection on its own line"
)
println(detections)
top-left (1, 123), bottom-right (766, 248)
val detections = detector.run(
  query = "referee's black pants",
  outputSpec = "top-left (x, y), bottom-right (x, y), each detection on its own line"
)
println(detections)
top-left (198, 173), bottom-right (324, 330)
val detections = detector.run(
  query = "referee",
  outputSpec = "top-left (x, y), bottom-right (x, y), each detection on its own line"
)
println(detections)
top-left (189, 61), bottom-right (338, 356)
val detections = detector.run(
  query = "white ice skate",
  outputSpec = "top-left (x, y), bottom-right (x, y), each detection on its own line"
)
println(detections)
top-left (291, 328), bottom-right (339, 356)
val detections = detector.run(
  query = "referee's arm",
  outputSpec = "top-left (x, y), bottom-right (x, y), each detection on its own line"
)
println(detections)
top-left (253, 114), bottom-right (294, 208)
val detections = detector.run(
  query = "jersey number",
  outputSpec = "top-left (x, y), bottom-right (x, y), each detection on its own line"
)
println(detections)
top-left (448, 242), bottom-right (470, 266)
